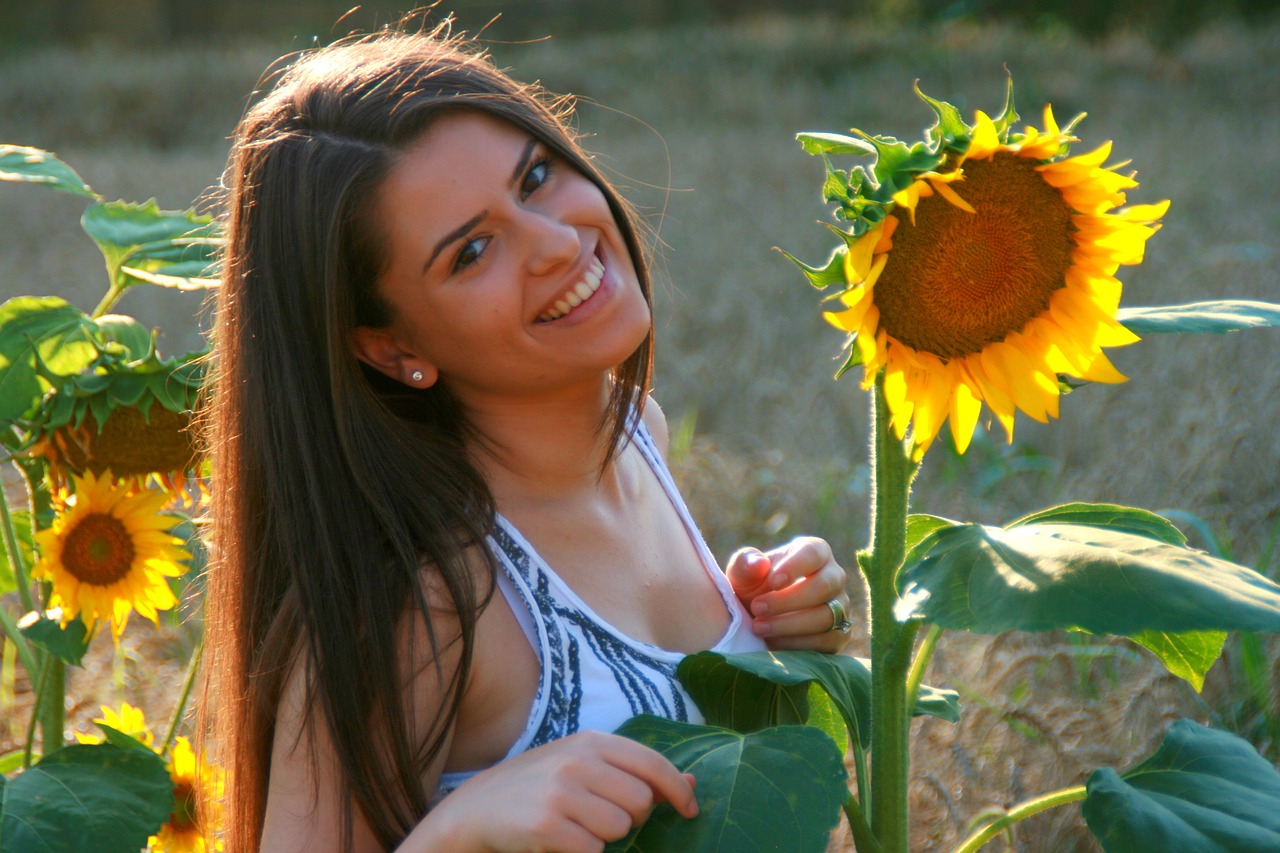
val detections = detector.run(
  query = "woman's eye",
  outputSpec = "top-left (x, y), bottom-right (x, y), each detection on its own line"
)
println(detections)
top-left (454, 236), bottom-right (488, 271)
top-left (521, 158), bottom-right (553, 197)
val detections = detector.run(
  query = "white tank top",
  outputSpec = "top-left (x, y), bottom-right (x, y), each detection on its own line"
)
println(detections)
top-left (433, 421), bottom-right (765, 801)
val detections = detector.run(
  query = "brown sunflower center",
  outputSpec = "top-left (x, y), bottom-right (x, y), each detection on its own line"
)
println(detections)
top-left (61, 512), bottom-right (135, 586)
top-left (874, 153), bottom-right (1076, 359)
top-left (169, 780), bottom-right (198, 832)
top-left (88, 405), bottom-right (195, 478)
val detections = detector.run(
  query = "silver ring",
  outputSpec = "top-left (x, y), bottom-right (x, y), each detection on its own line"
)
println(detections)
top-left (827, 598), bottom-right (852, 634)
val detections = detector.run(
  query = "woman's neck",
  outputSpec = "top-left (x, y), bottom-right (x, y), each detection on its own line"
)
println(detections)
top-left (459, 378), bottom-right (625, 505)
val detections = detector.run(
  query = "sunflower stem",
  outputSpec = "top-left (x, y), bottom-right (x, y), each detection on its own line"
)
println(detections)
top-left (0, 604), bottom-right (39, 688)
top-left (161, 633), bottom-right (203, 754)
top-left (949, 785), bottom-right (1087, 853)
top-left (866, 374), bottom-right (918, 853)
top-left (38, 655), bottom-right (65, 756)
top-left (90, 284), bottom-right (125, 320)
top-left (22, 653), bottom-right (48, 769)
top-left (0, 472), bottom-right (37, 616)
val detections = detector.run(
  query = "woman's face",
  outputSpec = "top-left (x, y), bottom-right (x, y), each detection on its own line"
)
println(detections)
top-left (355, 110), bottom-right (650, 405)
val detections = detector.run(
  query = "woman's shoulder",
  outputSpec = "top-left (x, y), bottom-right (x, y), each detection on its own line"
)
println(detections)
top-left (639, 395), bottom-right (668, 459)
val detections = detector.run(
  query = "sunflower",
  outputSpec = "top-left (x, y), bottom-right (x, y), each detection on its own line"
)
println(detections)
top-left (31, 403), bottom-right (200, 500)
top-left (150, 737), bottom-right (225, 853)
top-left (75, 701), bottom-right (155, 746)
top-left (32, 470), bottom-right (188, 640)
top-left (802, 85), bottom-right (1166, 460)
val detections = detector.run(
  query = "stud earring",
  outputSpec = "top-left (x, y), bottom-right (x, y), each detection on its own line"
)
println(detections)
top-left (410, 370), bottom-right (424, 383)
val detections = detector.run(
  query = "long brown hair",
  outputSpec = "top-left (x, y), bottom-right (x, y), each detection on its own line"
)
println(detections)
top-left (202, 23), bottom-right (654, 852)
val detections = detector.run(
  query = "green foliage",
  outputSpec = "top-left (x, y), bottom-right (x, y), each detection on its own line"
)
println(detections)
top-left (1007, 503), bottom-right (1188, 546)
top-left (897, 516), bottom-right (1280, 637)
top-left (1118, 301), bottom-right (1280, 335)
top-left (609, 715), bottom-right (848, 853)
top-left (19, 612), bottom-right (91, 666)
top-left (0, 297), bottom-right (100, 421)
top-left (0, 743), bottom-right (173, 853)
top-left (678, 650), bottom-right (961, 751)
top-left (0, 508), bottom-right (31, 594)
top-left (0, 145), bottom-right (95, 198)
top-left (1082, 720), bottom-right (1280, 852)
top-left (80, 198), bottom-right (219, 295)
top-left (1126, 629), bottom-right (1226, 693)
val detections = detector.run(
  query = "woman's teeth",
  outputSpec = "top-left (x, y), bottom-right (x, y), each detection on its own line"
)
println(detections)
top-left (539, 256), bottom-right (605, 321)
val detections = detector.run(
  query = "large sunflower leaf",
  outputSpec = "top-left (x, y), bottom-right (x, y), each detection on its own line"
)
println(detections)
top-left (1127, 629), bottom-right (1226, 693)
top-left (80, 200), bottom-right (220, 293)
top-left (1118, 301), bottom-right (1280, 334)
top-left (1082, 719), bottom-right (1280, 852)
top-left (606, 716), bottom-right (846, 853)
top-left (1007, 502), bottom-right (1187, 546)
top-left (0, 297), bottom-right (99, 421)
top-left (895, 523), bottom-right (1280, 636)
top-left (904, 513), bottom-right (962, 567)
top-left (0, 145), bottom-right (96, 198)
top-left (677, 650), bottom-right (960, 751)
top-left (0, 743), bottom-right (173, 853)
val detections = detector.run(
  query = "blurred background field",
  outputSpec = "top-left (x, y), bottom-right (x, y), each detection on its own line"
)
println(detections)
top-left (2, 2), bottom-right (1278, 850)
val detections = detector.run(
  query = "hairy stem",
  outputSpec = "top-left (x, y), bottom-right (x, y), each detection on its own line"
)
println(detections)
top-left (160, 634), bottom-right (203, 753)
top-left (866, 375), bottom-right (918, 852)
top-left (951, 786), bottom-right (1088, 853)
top-left (39, 655), bottom-right (65, 755)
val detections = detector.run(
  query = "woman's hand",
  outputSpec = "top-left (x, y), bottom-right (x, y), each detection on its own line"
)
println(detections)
top-left (726, 536), bottom-right (854, 653)
top-left (412, 731), bottom-right (698, 853)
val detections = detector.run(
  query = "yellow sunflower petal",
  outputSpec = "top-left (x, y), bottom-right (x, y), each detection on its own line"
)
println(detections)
top-left (929, 178), bottom-right (976, 213)
top-left (965, 111), bottom-right (1000, 161)
top-left (948, 375), bottom-right (983, 454)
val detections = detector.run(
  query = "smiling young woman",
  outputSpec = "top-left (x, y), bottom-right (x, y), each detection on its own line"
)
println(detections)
top-left (202, 21), bottom-right (855, 853)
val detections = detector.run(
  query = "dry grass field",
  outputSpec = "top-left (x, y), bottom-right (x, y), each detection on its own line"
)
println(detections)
top-left (2, 12), bottom-right (1278, 851)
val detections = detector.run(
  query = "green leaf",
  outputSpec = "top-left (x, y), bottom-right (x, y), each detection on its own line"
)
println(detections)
top-left (896, 523), bottom-right (1280, 636)
top-left (914, 83), bottom-right (970, 147)
top-left (1127, 630), bottom-right (1226, 692)
top-left (0, 508), bottom-right (33, 595)
top-left (852, 132), bottom-right (942, 189)
top-left (91, 314), bottom-right (154, 361)
top-left (0, 750), bottom-right (28, 774)
top-left (0, 146), bottom-right (96, 198)
top-left (1118, 301), bottom-right (1280, 335)
top-left (991, 72), bottom-right (1019, 139)
top-left (0, 743), bottom-right (173, 853)
top-left (608, 716), bottom-right (846, 853)
top-left (778, 245), bottom-right (847, 290)
top-left (1082, 719), bottom-right (1280, 852)
top-left (677, 650), bottom-right (960, 751)
top-left (796, 131), bottom-right (877, 157)
top-left (96, 724), bottom-right (155, 753)
top-left (1007, 502), bottom-right (1187, 546)
top-left (19, 612), bottom-right (91, 666)
top-left (0, 296), bottom-right (99, 421)
top-left (904, 513), bottom-right (962, 567)
top-left (80, 200), bottom-right (220, 293)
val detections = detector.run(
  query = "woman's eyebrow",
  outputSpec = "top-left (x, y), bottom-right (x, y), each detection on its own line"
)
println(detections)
top-left (421, 138), bottom-right (540, 276)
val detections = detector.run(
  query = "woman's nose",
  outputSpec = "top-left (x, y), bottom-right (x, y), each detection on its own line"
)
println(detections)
top-left (520, 209), bottom-right (581, 277)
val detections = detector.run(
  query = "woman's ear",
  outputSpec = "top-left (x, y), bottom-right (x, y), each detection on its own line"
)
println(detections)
top-left (350, 326), bottom-right (439, 388)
